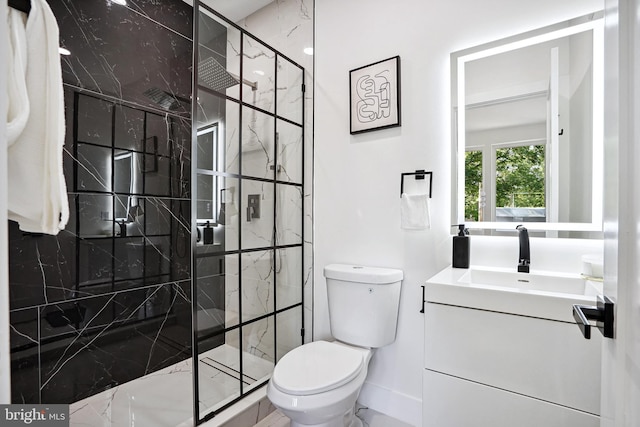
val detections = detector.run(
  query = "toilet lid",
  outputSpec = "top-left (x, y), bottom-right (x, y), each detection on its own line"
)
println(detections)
top-left (272, 341), bottom-right (364, 396)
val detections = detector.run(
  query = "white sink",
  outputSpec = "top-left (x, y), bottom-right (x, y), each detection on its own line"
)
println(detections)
top-left (458, 268), bottom-right (600, 296)
top-left (425, 266), bottom-right (602, 322)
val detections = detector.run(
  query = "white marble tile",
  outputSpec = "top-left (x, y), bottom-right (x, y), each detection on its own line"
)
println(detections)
top-left (201, 343), bottom-right (273, 388)
top-left (276, 185), bottom-right (303, 246)
top-left (241, 36), bottom-right (276, 114)
top-left (240, 250), bottom-right (275, 320)
top-left (70, 357), bottom-right (193, 427)
top-left (256, 404), bottom-right (414, 427)
top-left (276, 58), bottom-right (304, 126)
top-left (355, 404), bottom-right (415, 427)
top-left (233, 0), bottom-right (314, 345)
top-left (276, 247), bottom-right (303, 310)
top-left (242, 317), bottom-right (276, 382)
top-left (69, 344), bottom-right (278, 427)
top-left (275, 308), bottom-right (302, 362)
top-left (217, 401), bottom-right (259, 427)
top-left (197, 358), bottom-right (241, 415)
top-left (256, 398), bottom-right (277, 421)
top-left (275, 119), bottom-right (303, 183)
top-left (196, 386), bottom-right (269, 427)
top-left (241, 181), bottom-right (275, 249)
top-left (241, 107), bottom-right (275, 179)
top-left (254, 410), bottom-right (290, 427)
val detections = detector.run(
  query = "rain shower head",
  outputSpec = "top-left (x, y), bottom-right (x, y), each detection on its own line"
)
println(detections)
top-left (198, 57), bottom-right (240, 93)
top-left (143, 87), bottom-right (182, 111)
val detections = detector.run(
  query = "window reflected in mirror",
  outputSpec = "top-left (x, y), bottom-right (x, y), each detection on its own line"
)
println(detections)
top-left (494, 143), bottom-right (545, 223)
top-left (464, 149), bottom-right (483, 222)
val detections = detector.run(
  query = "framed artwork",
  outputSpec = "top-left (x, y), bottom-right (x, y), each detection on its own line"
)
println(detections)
top-left (349, 55), bottom-right (401, 134)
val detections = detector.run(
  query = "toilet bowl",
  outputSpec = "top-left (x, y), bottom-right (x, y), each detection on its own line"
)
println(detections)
top-left (267, 264), bottom-right (403, 427)
top-left (267, 341), bottom-right (372, 427)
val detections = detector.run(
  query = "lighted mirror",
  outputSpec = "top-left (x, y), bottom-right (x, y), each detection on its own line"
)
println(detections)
top-left (451, 12), bottom-right (604, 237)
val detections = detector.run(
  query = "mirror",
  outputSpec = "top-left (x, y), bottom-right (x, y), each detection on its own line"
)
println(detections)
top-left (451, 12), bottom-right (604, 236)
top-left (113, 150), bottom-right (143, 223)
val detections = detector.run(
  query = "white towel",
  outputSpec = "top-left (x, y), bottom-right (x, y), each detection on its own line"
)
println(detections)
top-left (401, 193), bottom-right (431, 230)
top-left (6, 0), bottom-right (69, 235)
top-left (6, 8), bottom-right (29, 145)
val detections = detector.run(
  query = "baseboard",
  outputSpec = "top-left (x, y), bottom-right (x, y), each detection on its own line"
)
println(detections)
top-left (358, 381), bottom-right (422, 426)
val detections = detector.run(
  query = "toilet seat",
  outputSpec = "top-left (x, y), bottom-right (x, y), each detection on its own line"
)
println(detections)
top-left (271, 341), bottom-right (364, 396)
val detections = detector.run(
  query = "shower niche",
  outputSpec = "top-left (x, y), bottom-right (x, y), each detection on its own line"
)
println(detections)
top-left (192, 4), bottom-right (305, 423)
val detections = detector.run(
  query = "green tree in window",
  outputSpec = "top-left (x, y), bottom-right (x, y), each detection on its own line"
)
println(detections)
top-left (465, 150), bottom-right (483, 221)
top-left (495, 145), bottom-right (545, 208)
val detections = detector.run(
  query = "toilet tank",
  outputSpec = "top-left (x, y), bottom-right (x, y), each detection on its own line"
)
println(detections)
top-left (323, 264), bottom-right (403, 348)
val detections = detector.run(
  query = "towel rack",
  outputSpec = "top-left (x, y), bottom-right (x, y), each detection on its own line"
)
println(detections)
top-left (9, 0), bottom-right (31, 14)
top-left (400, 169), bottom-right (433, 198)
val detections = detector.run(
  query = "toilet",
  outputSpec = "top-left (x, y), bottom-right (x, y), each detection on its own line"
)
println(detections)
top-left (267, 264), bottom-right (403, 427)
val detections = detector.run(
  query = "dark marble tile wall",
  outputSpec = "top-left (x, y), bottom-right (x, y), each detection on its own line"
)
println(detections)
top-left (9, 0), bottom-right (193, 405)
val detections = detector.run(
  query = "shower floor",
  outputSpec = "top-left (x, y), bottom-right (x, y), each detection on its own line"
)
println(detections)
top-left (69, 344), bottom-right (273, 427)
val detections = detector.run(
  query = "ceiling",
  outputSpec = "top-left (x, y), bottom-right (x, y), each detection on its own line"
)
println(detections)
top-left (199, 0), bottom-right (274, 22)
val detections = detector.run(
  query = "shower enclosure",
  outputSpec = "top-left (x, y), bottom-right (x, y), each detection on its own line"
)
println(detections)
top-left (191, 3), bottom-right (305, 423)
top-left (6, 1), bottom-right (308, 425)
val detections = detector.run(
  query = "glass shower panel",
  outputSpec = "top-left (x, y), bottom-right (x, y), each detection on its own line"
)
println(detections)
top-left (195, 253), bottom-right (242, 418)
top-left (198, 9), bottom-right (241, 100)
top-left (242, 106), bottom-right (275, 180)
top-left (276, 308), bottom-right (302, 362)
top-left (276, 119), bottom-right (303, 184)
top-left (276, 247), bottom-right (303, 310)
top-left (276, 57), bottom-right (304, 125)
top-left (242, 35), bottom-right (275, 113)
top-left (193, 4), bottom-right (304, 424)
top-left (195, 254), bottom-right (227, 342)
top-left (77, 194), bottom-right (113, 238)
top-left (76, 144), bottom-right (111, 192)
top-left (242, 316), bottom-right (275, 392)
top-left (196, 90), bottom-right (240, 176)
top-left (197, 124), bottom-right (217, 170)
top-left (197, 329), bottom-right (241, 417)
top-left (241, 180), bottom-right (274, 250)
top-left (218, 177), bottom-right (240, 252)
top-left (196, 174), bottom-right (215, 221)
top-left (240, 250), bottom-right (275, 323)
top-left (276, 184), bottom-right (302, 246)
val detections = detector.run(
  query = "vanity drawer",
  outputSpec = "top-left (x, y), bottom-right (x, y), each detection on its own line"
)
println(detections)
top-left (423, 370), bottom-right (599, 427)
top-left (424, 302), bottom-right (601, 414)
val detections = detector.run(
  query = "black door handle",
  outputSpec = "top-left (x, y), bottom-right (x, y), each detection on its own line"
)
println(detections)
top-left (572, 295), bottom-right (614, 339)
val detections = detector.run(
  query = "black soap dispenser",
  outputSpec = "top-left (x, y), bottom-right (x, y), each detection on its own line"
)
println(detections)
top-left (452, 224), bottom-right (470, 268)
top-left (203, 221), bottom-right (214, 245)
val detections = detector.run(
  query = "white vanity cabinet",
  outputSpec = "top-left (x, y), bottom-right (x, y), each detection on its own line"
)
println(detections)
top-left (423, 267), bottom-right (602, 427)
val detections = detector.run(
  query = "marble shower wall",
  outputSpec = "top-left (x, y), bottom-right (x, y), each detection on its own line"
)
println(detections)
top-left (234, 0), bottom-right (314, 346)
top-left (9, 0), bottom-right (193, 406)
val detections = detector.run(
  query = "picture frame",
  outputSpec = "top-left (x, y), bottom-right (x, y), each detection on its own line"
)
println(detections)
top-left (349, 55), bottom-right (401, 134)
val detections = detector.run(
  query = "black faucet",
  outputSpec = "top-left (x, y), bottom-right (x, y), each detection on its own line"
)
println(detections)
top-left (516, 225), bottom-right (530, 273)
top-left (116, 219), bottom-right (127, 237)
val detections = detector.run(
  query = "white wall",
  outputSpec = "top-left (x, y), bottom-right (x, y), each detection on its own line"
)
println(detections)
top-left (0, 0), bottom-right (11, 403)
top-left (314, 1), bottom-right (602, 425)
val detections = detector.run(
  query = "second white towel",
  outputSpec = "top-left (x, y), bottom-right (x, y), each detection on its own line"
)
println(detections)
top-left (400, 193), bottom-right (431, 230)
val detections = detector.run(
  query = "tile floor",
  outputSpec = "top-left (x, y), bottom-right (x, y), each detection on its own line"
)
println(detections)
top-left (355, 405), bottom-right (415, 427)
top-left (253, 405), bottom-right (415, 427)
